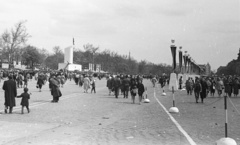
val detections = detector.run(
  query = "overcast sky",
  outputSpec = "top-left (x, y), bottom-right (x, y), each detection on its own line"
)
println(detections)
top-left (0, 0), bottom-right (239, 70)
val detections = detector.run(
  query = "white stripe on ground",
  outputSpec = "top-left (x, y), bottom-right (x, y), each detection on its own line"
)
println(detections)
top-left (153, 88), bottom-right (197, 145)
top-left (0, 93), bottom-right (79, 113)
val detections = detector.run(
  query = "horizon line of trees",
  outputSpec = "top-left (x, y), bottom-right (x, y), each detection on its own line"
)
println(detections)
top-left (0, 21), bottom-right (173, 75)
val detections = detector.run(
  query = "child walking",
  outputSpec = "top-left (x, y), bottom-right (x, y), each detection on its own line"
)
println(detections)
top-left (17, 88), bottom-right (30, 114)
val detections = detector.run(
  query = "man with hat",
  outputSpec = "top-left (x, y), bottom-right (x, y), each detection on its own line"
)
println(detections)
top-left (2, 74), bottom-right (17, 113)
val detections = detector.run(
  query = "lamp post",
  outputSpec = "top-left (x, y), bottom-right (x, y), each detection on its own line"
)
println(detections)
top-left (169, 39), bottom-right (179, 113)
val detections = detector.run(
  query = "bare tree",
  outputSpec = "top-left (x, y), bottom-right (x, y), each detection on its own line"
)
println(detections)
top-left (53, 46), bottom-right (62, 55)
top-left (83, 43), bottom-right (99, 53)
top-left (1, 21), bottom-right (30, 67)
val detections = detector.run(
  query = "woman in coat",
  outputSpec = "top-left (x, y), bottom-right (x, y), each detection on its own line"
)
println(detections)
top-left (83, 75), bottom-right (91, 93)
top-left (37, 74), bottom-right (45, 92)
top-left (137, 80), bottom-right (145, 105)
top-left (130, 79), bottom-right (138, 104)
top-left (194, 78), bottom-right (202, 103)
top-left (50, 75), bottom-right (62, 103)
top-left (200, 78), bottom-right (208, 103)
top-left (216, 77), bottom-right (224, 97)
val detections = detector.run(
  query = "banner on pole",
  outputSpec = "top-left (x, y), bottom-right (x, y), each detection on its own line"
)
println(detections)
top-left (171, 45), bottom-right (177, 71)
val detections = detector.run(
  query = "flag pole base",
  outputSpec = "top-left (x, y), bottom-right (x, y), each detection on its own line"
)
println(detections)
top-left (169, 107), bottom-right (179, 113)
top-left (216, 137), bottom-right (237, 145)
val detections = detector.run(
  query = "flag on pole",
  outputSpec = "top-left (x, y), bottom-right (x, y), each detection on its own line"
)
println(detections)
top-left (179, 49), bottom-right (183, 73)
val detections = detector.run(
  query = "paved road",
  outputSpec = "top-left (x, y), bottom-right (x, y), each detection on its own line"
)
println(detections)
top-left (0, 78), bottom-right (239, 145)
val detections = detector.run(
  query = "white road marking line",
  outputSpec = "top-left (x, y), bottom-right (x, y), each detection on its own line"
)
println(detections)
top-left (0, 93), bottom-right (79, 113)
top-left (153, 88), bottom-right (197, 145)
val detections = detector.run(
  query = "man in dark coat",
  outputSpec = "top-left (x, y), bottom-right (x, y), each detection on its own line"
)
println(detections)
top-left (200, 78), bottom-right (208, 103)
top-left (113, 76), bottom-right (121, 98)
top-left (2, 75), bottom-right (17, 113)
top-left (37, 74), bottom-right (45, 92)
top-left (122, 75), bottom-right (130, 98)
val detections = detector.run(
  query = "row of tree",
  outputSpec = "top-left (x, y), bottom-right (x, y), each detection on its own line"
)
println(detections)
top-left (0, 21), bottom-right (173, 75)
top-left (216, 50), bottom-right (240, 76)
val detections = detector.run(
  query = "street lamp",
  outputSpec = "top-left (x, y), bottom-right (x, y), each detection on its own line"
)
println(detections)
top-left (169, 39), bottom-right (179, 113)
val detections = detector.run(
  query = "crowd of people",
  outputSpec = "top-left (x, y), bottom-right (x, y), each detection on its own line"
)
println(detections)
top-left (3, 68), bottom-right (240, 114)
top-left (1, 70), bottom-right (69, 114)
top-left (106, 75), bottom-right (146, 104)
top-left (180, 75), bottom-right (240, 103)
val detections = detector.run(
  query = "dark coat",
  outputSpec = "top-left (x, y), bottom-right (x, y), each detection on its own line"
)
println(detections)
top-left (233, 80), bottom-right (239, 95)
top-left (137, 83), bottom-right (145, 96)
top-left (200, 80), bottom-right (208, 99)
top-left (37, 77), bottom-right (44, 85)
top-left (17, 92), bottom-right (30, 106)
top-left (113, 78), bottom-right (121, 88)
top-left (50, 78), bottom-right (62, 98)
top-left (130, 82), bottom-right (138, 96)
top-left (2, 79), bottom-right (17, 107)
top-left (122, 78), bottom-right (130, 90)
top-left (194, 81), bottom-right (202, 93)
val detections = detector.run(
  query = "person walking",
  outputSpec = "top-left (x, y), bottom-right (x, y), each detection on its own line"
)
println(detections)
top-left (60, 74), bottom-right (65, 88)
top-left (137, 79), bottom-right (145, 105)
top-left (151, 77), bottom-right (157, 87)
top-left (186, 78), bottom-right (191, 95)
top-left (50, 75), bottom-right (62, 103)
top-left (107, 77), bottom-right (113, 95)
top-left (83, 75), bottom-right (91, 93)
top-left (122, 75), bottom-right (130, 98)
top-left (200, 78), bottom-right (208, 103)
top-left (37, 74), bottom-right (45, 92)
top-left (179, 76), bottom-right (183, 90)
top-left (194, 78), bottom-right (202, 103)
top-left (233, 77), bottom-right (239, 97)
top-left (216, 77), bottom-right (224, 97)
top-left (130, 79), bottom-right (138, 104)
top-left (90, 77), bottom-right (96, 93)
top-left (2, 75), bottom-right (17, 113)
top-left (23, 75), bottom-right (28, 88)
top-left (113, 76), bottom-right (121, 98)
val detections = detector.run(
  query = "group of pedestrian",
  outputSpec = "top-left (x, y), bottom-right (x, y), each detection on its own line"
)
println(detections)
top-left (72, 73), bottom-right (96, 93)
top-left (2, 74), bottom-right (31, 114)
top-left (107, 75), bottom-right (145, 105)
top-left (182, 75), bottom-right (240, 103)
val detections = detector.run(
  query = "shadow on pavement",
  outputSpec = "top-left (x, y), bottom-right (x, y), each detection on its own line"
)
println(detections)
top-left (32, 100), bottom-right (50, 103)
